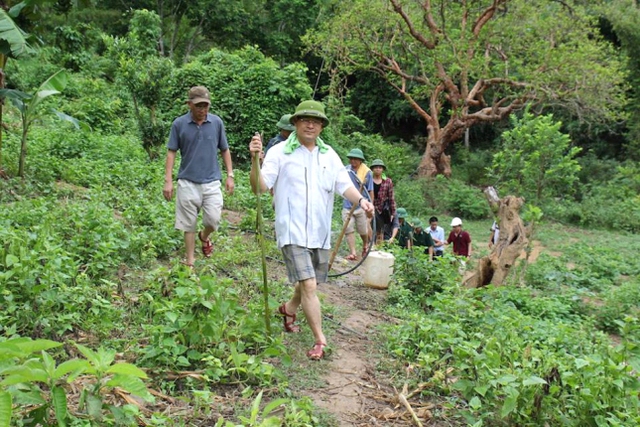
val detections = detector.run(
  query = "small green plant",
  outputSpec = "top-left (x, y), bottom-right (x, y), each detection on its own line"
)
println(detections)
top-left (0, 338), bottom-right (152, 426)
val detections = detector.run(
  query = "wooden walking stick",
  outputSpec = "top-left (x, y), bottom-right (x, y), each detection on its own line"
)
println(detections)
top-left (328, 181), bottom-right (365, 271)
top-left (252, 132), bottom-right (271, 334)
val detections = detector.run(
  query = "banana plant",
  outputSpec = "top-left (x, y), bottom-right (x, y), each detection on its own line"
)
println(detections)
top-left (0, 7), bottom-right (33, 175)
top-left (0, 69), bottom-right (88, 177)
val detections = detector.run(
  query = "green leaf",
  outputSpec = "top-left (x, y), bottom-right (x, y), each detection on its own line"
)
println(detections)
top-left (105, 375), bottom-right (153, 402)
top-left (54, 359), bottom-right (90, 381)
top-left (0, 391), bottom-right (12, 427)
top-left (500, 392), bottom-right (519, 418)
top-left (51, 386), bottom-right (67, 427)
top-left (523, 376), bottom-right (547, 386)
top-left (496, 375), bottom-right (518, 385)
top-left (468, 396), bottom-right (482, 410)
top-left (261, 398), bottom-right (288, 418)
top-left (13, 339), bottom-right (62, 354)
top-left (0, 8), bottom-right (32, 58)
top-left (4, 254), bottom-right (19, 267)
top-left (85, 394), bottom-right (103, 420)
top-left (74, 343), bottom-right (99, 368)
top-left (52, 110), bottom-right (91, 132)
top-left (27, 70), bottom-right (68, 120)
top-left (106, 363), bottom-right (148, 379)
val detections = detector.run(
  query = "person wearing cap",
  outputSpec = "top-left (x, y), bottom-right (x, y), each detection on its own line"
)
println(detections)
top-left (163, 86), bottom-right (235, 268)
top-left (263, 114), bottom-right (295, 157)
top-left (412, 218), bottom-right (434, 261)
top-left (396, 208), bottom-right (413, 249)
top-left (249, 100), bottom-right (374, 361)
top-left (447, 217), bottom-right (472, 258)
top-left (370, 158), bottom-right (396, 245)
top-left (428, 216), bottom-right (446, 256)
top-left (343, 148), bottom-right (373, 261)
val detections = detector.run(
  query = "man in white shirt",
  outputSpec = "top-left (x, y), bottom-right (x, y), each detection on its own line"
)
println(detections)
top-left (249, 100), bottom-right (374, 360)
top-left (428, 216), bottom-right (446, 257)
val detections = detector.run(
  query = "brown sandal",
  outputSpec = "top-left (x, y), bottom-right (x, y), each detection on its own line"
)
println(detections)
top-left (307, 342), bottom-right (327, 360)
top-left (278, 303), bottom-right (300, 333)
top-left (198, 231), bottom-right (213, 258)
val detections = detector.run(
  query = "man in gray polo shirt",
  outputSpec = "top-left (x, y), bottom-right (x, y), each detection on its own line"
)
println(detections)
top-left (163, 86), bottom-right (235, 267)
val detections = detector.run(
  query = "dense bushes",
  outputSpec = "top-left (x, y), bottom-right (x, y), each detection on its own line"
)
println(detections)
top-left (165, 46), bottom-right (312, 164)
top-left (394, 175), bottom-right (490, 219)
top-left (384, 285), bottom-right (640, 426)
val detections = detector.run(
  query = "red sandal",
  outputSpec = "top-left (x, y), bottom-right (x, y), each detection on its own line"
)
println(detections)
top-left (278, 303), bottom-right (300, 333)
top-left (198, 231), bottom-right (213, 258)
top-left (307, 342), bottom-right (327, 360)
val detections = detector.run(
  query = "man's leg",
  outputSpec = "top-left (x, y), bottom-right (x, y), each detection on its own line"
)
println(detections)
top-left (201, 181), bottom-right (223, 243)
top-left (298, 277), bottom-right (326, 345)
top-left (342, 209), bottom-right (357, 258)
top-left (184, 232), bottom-right (196, 266)
top-left (346, 232), bottom-right (357, 257)
top-left (175, 179), bottom-right (200, 265)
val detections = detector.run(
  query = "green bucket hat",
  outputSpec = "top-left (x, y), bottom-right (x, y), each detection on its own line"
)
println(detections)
top-left (290, 100), bottom-right (329, 126)
top-left (276, 114), bottom-right (295, 131)
top-left (370, 159), bottom-right (386, 169)
top-left (396, 207), bottom-right (408, 219)
top-left (412, 218), bottom-right (423, 229)
top-left (347, 148), bottom-right (365, 161)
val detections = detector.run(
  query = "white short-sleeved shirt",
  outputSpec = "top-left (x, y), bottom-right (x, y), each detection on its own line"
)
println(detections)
top-left (262, 142), bottom-right (353, 249)
top-left (429, 225), bottom-right (445, 251)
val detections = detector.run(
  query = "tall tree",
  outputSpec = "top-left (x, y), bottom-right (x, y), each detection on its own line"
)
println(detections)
top-left (603, 0), bottom-right (640, 159)
top-left (309, 0), bottom-right (627, 177)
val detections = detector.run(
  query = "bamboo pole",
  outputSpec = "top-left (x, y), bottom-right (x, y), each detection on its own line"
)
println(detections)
top-left (252, 132), bottom-right (271, 335)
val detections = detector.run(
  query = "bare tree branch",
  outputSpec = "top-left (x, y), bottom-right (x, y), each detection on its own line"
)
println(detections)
top-left (389, 0), bottom-right (437, 49)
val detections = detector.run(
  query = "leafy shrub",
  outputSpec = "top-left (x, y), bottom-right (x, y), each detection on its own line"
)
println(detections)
top-left (441, 178), bottom-right (491, 219)
top-left (490, 109), bottom-right (581, 207)
top-left (383, 286), bottom-right (640, 426)
top-left (393, 175), bottom-right (490, 219)
top-left (388, 248), bottom-right (459, 309)
top-left (165, 46), bottom-right (312, 165)
top-left (334, 132), bottom-right (419, 179)
top-left (595, 280), bottom-right (640, 336)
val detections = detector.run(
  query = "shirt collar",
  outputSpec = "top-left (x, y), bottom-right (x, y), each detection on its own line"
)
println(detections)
top-left (283, 131), bottom-right (329, 154)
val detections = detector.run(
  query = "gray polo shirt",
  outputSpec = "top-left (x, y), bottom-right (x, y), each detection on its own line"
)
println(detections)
top-left (167, 112), bottom-right (229, 183)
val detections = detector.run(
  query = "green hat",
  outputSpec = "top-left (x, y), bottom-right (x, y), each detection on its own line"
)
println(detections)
top-left (412, 218), bottom-right (423, 228)
top-left (347, 148), bottom-right (365, 161)
top-left (290, 100), bottom-right (329, 126)
top-left (397, 207), bottom-right (408, 219)
top-left (276, 114), bottom-right (295, 131)
top-left (370, 159), bottom-right (386, 169)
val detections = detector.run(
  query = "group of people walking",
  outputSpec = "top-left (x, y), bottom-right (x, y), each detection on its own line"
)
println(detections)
top-left (338, 149), bottom-right (473, 263)
top-left (163, 87), bottom-right (475, 360)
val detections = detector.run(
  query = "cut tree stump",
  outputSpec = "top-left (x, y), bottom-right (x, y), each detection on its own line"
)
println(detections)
top-left (463, 193), bottom-right (528, 288)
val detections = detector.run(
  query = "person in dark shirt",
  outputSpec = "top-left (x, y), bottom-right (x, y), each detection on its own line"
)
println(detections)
top-left (396, 208), bottom-right (412, 249)
top-left (263, 113), bottom-right (295, 158)
top-left (412, 218), bottom-right (434, 261)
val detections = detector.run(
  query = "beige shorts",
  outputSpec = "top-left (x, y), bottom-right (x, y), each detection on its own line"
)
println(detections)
top-left (175, 179), bottom-right (223, 232)
top-left (342, 208), bottom-right (369, 236)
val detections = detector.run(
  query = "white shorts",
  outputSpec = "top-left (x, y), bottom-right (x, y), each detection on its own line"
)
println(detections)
top-left (175, 179), bottom-right (223, 232)
top-left (342, 208), bottom-right (369, 236)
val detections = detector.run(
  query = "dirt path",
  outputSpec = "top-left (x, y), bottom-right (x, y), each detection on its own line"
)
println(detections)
top-left (298, 270), bottom-right (428, 426)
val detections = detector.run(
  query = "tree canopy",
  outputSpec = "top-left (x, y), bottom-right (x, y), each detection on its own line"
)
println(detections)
top-left (308, 0), bottom-right (628, 176)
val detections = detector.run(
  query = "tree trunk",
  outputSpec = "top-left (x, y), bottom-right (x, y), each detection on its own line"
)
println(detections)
top-left (463, 195), bottom-right (529, 288)
top-left (18, 126), bottom-right (28, 178)
top-left (417, 132), bottom-right (451, 177)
